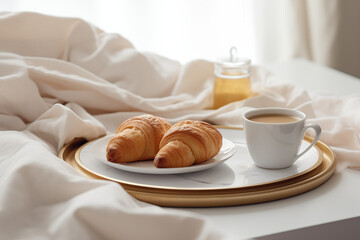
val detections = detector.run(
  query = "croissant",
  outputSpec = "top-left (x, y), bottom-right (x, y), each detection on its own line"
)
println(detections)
top-left (154, 120), bottom-right (223, 168)
top-left (106, 114), bottom-right (171, 163)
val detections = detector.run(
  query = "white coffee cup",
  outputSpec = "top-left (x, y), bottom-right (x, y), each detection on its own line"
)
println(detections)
top-left (243, 107), bottom-right (321, 169)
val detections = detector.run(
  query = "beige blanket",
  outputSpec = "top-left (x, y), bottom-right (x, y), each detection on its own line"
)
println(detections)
top-left (0, 12), bottom-right (359, 239)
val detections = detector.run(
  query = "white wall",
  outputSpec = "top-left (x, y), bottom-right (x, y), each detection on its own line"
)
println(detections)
top-left (0, 0), bottom-right (256, 64)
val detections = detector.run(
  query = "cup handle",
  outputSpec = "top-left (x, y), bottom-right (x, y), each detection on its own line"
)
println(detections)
top-left (296, 123), bottom-right (322, 160)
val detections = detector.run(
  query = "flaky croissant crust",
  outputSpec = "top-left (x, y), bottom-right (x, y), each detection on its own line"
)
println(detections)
top-left (154, 120), bottom-right (223, 168)
top-left (106, 114), bottom-right (171, 163)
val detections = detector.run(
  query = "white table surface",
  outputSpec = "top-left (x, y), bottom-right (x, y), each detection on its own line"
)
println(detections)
top-left (171, 59), bottom-right (360, 240)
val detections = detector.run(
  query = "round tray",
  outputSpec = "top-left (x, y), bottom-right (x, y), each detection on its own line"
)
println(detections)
top-left (59, 127), bottom-right (336, 207)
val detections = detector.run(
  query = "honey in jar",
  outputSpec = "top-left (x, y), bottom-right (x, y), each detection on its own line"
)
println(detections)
top-left (213, 48), bottom-right (252, 109)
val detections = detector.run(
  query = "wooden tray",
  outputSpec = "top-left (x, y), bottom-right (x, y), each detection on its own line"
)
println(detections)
top-left (59, 127), bottom-right (336, 207)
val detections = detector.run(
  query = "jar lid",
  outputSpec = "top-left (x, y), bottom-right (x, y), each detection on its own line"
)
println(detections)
top-left (215, 47), bottom-right (251, 68)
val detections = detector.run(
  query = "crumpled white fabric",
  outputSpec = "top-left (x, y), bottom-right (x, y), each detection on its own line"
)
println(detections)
top-left (0, 11), bottom-right (359, 240)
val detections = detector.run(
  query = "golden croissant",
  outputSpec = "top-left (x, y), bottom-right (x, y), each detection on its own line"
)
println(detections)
top-left (106, 115), bottom-right (171, 163)
top-left (154, 120), bottom-right (223, 168)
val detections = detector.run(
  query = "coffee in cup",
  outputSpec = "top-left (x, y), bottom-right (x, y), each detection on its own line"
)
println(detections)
top-left (247, 113), bottom-right (300, 124)
top-left (243, 108), bottom-right (321, 169)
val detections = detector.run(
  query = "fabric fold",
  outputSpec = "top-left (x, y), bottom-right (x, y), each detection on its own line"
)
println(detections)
top-left (0, 131), bottom-right (223, 240)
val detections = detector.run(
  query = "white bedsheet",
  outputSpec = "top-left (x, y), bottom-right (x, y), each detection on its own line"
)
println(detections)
top-left (0, 12), bottom-right (359, 240)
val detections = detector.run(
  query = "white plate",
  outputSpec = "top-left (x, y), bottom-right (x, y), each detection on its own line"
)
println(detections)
top-left (77, 128), bottom-right (322, 189)
top-left (89, 135), bottom-right (237, 174)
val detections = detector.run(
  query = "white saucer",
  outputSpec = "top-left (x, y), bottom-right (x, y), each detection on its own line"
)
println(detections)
top-left (89, 135), bottom-right (236, 174)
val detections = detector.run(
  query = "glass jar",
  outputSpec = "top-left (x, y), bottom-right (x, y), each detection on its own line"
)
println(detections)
top-left (213, 47), bottom-right (252, 109)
